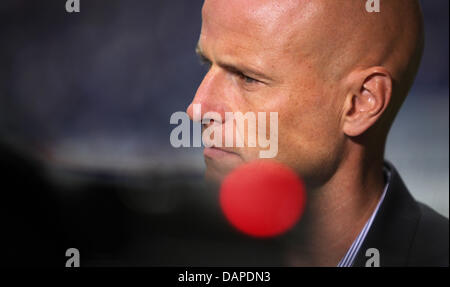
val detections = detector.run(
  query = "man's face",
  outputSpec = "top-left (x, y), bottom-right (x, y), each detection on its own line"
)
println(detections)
top-left (187, 0), bottom-right (346, 184)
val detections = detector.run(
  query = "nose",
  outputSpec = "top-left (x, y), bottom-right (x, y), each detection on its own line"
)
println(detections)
top-left (186, 68), bottom-right (227, 124)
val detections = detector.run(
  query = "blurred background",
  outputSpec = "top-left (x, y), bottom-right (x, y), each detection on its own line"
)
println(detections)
top-left (0, 0), bottom-right (448, 266)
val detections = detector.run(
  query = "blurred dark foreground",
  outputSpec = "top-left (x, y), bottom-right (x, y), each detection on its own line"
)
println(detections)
top-left (0, 140), bottom-right (285, 267)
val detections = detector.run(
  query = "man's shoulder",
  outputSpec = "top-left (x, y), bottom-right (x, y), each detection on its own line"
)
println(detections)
top-left (408, 202), bottom-right (449, 266)
top-left (353, 162), bottom-right (448, 267)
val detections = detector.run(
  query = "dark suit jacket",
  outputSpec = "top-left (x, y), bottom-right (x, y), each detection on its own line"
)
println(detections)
top-left (353, 161), bottom-right (449, 267)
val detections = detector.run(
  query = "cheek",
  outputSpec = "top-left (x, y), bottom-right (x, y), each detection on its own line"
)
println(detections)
top-left (275, 94), bottom-right (343, 181)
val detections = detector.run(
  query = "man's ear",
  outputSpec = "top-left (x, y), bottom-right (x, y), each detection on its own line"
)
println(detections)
top-left (342, 67), bottom-right (392, 137)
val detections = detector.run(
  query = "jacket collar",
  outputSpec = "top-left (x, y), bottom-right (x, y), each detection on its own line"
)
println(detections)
top-left (352, 161), bottom-right (421, 266)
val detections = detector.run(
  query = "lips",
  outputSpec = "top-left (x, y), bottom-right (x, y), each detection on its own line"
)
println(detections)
top-left (203, 146), bottom-right (239, 159)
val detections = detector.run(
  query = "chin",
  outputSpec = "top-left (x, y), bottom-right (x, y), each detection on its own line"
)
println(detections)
top-left (203, 155), bottom-right (243, 184)
top-left (204, 168), bottom-right (226, 185)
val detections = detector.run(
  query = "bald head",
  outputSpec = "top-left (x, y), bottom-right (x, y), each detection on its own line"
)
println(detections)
top-left (310, 0), bottom-right (424, 105)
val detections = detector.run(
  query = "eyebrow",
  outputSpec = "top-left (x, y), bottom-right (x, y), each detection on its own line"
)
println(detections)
top-left (195, 44), bottom-right (274, 83)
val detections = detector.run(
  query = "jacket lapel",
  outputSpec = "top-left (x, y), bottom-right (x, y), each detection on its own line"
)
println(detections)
top-left (352, 162), bottom-right (421, 267)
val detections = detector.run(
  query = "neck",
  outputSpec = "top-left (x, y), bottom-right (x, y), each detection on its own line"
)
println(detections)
top-left (284, 142), bottom-right (386, 266)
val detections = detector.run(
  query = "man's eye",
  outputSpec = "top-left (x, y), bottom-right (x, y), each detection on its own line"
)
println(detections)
top-left (239, 73), bottom-right (258, 84)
